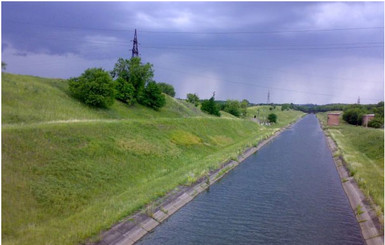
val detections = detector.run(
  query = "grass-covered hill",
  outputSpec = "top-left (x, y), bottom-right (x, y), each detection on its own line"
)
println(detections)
top-left (317, 112), bottom-right (384, 218)
top-left (2, 73), bottom-right (207, 125)
top-left (2, 73), bottom-right (304, 245)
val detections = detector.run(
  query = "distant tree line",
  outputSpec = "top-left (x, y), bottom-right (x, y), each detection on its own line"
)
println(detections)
top-left (186, 93), bottom-right (250, 118)
top-left (342, 102), bottom-right (384, 128)
top-left (68, 57), bottom-right (176, 110)
top-left (287, 102), bottom-right (384, 128)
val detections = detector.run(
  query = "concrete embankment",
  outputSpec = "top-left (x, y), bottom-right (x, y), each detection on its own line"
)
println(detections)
top-left (90, 120), bottom-right (299, 245)
top-left (324, 133), bottom-right (384, 245)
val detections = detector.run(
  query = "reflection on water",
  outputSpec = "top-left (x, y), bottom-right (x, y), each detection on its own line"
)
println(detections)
top-left (137, 114), bottom-right (364, 245)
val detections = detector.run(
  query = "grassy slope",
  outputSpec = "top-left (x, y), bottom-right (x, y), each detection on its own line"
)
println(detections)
top-left (2, 73), bottom-right (206, 125)
top-left (2, 73), bottom-right (304, 245)
top-left (317, 112), bottom-right (384, 215)
top-left (247, 105), bottom-right (303, 128)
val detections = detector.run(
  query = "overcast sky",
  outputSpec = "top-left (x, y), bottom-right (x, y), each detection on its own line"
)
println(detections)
top-left (2, 2), bottom-right (384, 104)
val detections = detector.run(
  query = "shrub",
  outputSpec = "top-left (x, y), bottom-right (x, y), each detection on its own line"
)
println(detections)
top-left (138, 81), bottom-right (166, 110)
top-left (281, 104), bottom-right (290, 111)
top-left (240, 99), bottom-right (248, 117)
top-left (268, 113), bottom-right (277, 123)
top-left (157, 83), bottom-right (176, 97)
top-left (343, 108), bottom-right (365, 125)
top-left (223, 100), bottom-right (241, 117)
top-left (111, 57), bottom-right (154, 102)
top-left (115, 77), bottom-right (135, 105)
top-left (186, 93), bottom-right (200, 106)
top-left (368, 117), bottom-right (384, 128)
top-left (201, 96), bottom-right (220, 116)
top-left (68, 68), bottom-right (115, 108)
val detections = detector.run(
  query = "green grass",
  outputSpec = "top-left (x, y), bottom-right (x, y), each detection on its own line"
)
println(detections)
top-left (317, 112), bottom-right (384, 216)
top-left (2, 73), bottom-right (208, 125)
top-left (247, 105), bottom-right (305, 128)
top-left (2, 73), bottom-right (304, 245)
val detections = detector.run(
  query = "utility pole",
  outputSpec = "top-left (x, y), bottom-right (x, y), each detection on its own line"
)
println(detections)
top-left (357, 96), bottom-right (360, 104)
top-left (267, 89), bottom-right (270, 104)
top-left (131, 29), bottom-right (139, 58)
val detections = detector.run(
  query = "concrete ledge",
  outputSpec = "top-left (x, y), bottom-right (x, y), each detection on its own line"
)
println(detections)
top-left (324, 134), bottom-right (384, 245)
top-left (90, 119), bottom-right (300, 245)
top-left (152, 210), bottom-right (168, 223)
top-left (139, 218), bottom-right (159, 232)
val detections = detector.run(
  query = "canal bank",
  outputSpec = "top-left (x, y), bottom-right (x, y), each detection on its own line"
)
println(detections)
top-left (136, 114), bottom-right (364, 244)
top-left (321, 126), bottom-right (384, 245)
top-left (90, 117), bottom-right (303, 245)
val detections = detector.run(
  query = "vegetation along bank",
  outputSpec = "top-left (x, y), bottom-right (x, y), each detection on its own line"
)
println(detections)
top-left (2, 72), bottom-right (304, 245)
top-left (317, 112), bottom-right (384, 225)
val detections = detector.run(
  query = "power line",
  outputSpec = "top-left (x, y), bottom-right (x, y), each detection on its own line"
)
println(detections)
top-left (141, 45), bottom-right (383, 51)
top-left (140, 26), bottom-right (385, 35)
top-left (153, 65), bottom-right (382, 102)
top-left (155, 50), bottom-right (384, 85)
top-left (6, 20), bottom-right (384, 35)
top-left (21, 35), bottom-right (384, 50)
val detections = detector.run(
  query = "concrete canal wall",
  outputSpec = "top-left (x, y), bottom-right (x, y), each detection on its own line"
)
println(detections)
top-left (91, 121), bottom-right (297, 245)
top-left (325, 135), bottom-right (384, 245)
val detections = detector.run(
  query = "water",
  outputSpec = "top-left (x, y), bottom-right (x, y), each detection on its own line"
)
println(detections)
top-left (137, 114), bottom-right (364, 245)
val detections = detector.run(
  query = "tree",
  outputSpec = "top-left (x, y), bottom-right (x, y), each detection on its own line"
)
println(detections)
top-left (157, 82), bottom-right (176, 97)
top-left (368, 117), bottom-right (384, 128)
top-left (111, 57), bottom-right (154, 102)
top-left (187, 93), bottom-right (200, 106)
top-left (343, 108), bottom-right (365, 125)
top-left (115, 77), bottom-right (135, 105)
top-left (268, 113), bottom-right (277, 123)
top-left (223, 100), bottom-right (241, 117)
top-left (138, 81), bottom-right (166, 110)
top-left (281, 104), bottom-right (290, 111)
top-left (201, 95), bottom-right (220, 116)
top-left (68, 68), bottom-right (115, 108)
top-left (240, 99), bottom-right (249, 117)
top-left (2, 62), bottom-right (6, 71)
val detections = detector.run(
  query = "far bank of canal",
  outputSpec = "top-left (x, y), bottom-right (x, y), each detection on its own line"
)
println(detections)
top-left (137, 114), bottom-right (365, 244)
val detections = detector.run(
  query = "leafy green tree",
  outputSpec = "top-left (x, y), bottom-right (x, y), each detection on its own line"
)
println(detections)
top-left (240, 99), bottom-right (249, 117)
top-left (187, 93), bottom-right (200, 106)
top-left (268, 113), bottom-right (277, 123)
top-left (115, 77), bottom-right (135, 105)
top-left (224, 100), bottom-right (241, 117)
top-left (343, 108), bottom-right (365, 125)
top-left (111, 57), bottom-right (154, 102)
top-left (68, 68), bottom-right (115, 108)
top-left (201, 95), bottom-right (220, 116)
top-left (157, 82), bottom-right (176, 97)
top-left (368, 117), bottom-right (384, 128)
top-left (138, 81), bottom-right (166, 110)
top-left (281, 104), bottom-right (290, 111)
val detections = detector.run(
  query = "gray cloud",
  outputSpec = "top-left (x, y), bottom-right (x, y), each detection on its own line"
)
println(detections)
top-left (2, 2), bottom-right (383, 104)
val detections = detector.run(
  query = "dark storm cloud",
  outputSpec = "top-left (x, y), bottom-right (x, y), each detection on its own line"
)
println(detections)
top-left (2, 2), bottom-right (384, 104)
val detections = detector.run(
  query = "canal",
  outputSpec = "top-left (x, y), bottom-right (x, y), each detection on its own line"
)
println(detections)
top-left (137, 114), bottom-right (364, 244)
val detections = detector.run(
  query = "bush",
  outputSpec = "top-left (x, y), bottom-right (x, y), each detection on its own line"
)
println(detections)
top-left (115, 77), bottom-right (135, 105)
top-left (240, 99), bottom-right (248, 117)
top-left (68, 68), bottom-right (115, 108)
top-left (281, 104), bottom-right (290, 111)
top-left (268, 113), bottom-right (277, 123)
top-left (368, 117), bottom-right (384, 128)
top-left (187, 93), bottom-right (200, 106)
top-left (138, 81), bottom-right (166, 110)
top-left (343, 108), bottom-right (365, 125)
top-left (223, 100), bottom-right (241, 117)
top-left (201, 96), bottom-right (220, 116)
top-left (157, 83), bottom-right (176, 97)
top-left (111, 57), bottom-right (154, 102)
